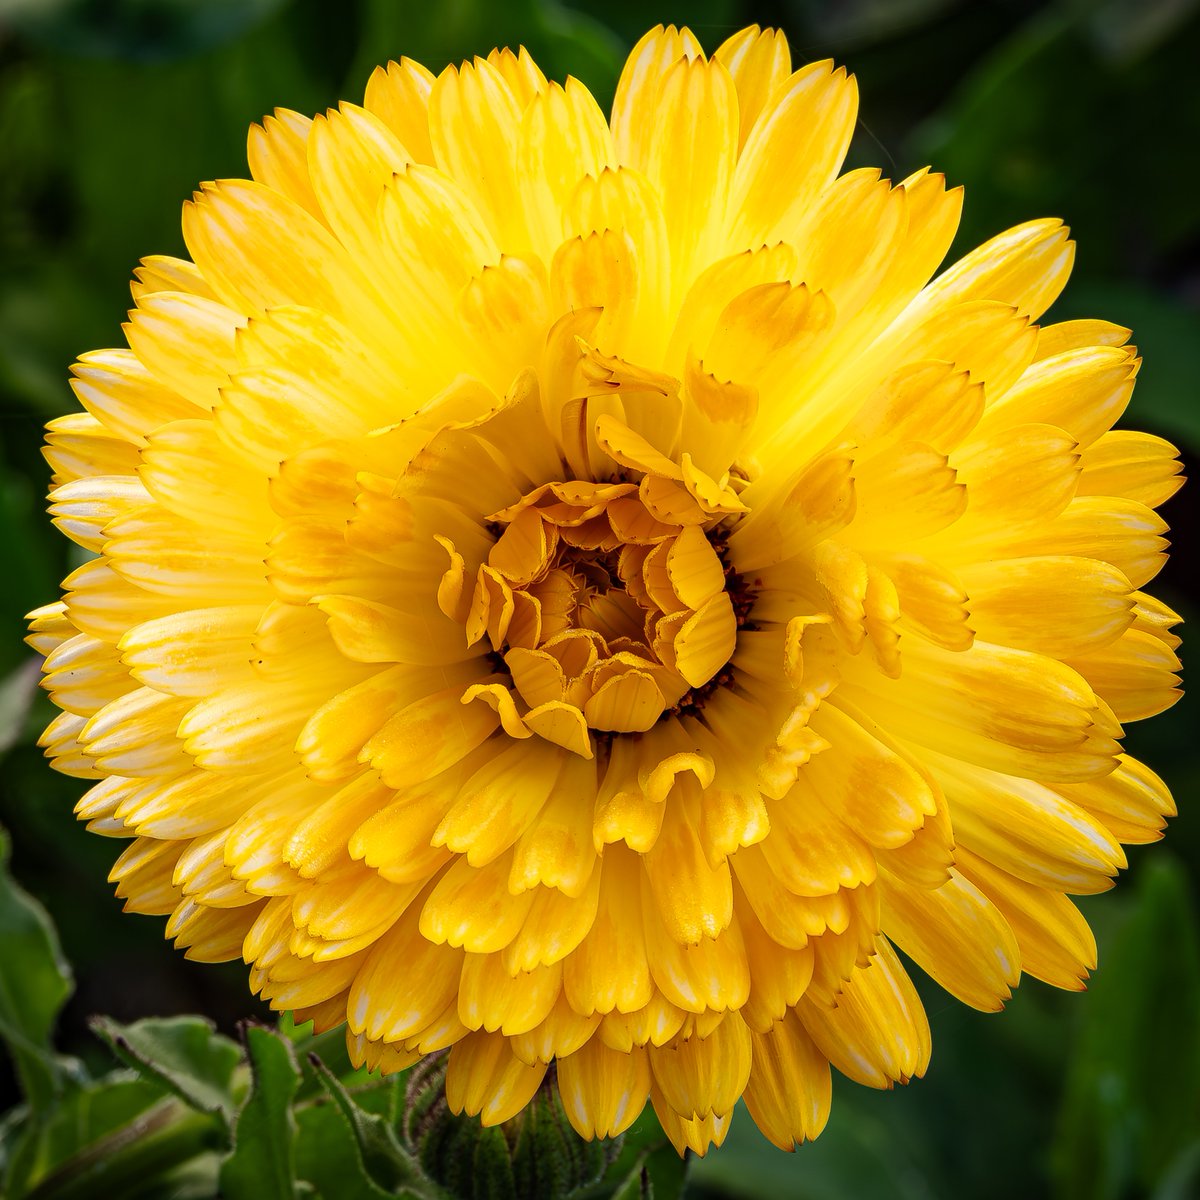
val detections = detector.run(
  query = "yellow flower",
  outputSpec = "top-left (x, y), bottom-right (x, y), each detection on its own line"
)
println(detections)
top-left (30, 23), bottom-right (1183, 1155)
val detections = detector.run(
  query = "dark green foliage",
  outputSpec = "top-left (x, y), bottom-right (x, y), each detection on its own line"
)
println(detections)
top-left (1053, 857), bottom-right (1200, 1200)
top-left (220, 1025), bottom-right (303, 1200)
top-left (0, 829), bottom-right (75, 1116)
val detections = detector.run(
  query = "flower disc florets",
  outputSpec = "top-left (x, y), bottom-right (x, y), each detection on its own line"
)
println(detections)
top-left (454, 462), bottom-right (742, 740)
top-left (31, 23), bottom-right (1183, 1158)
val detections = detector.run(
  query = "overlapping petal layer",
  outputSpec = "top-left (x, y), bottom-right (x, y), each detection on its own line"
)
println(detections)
top-left (33, 24), bottom-right (1182, 1155)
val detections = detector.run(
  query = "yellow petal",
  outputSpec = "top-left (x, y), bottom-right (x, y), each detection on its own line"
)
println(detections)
top-left (70, 349), bottom-right (202, 446)
top-left (956, 848), bottom-right (1096, 990)
top-left (726, 59), bottom-right (857, 251)
top-left (457, 954), bottom-right (562, 1036)
top-left (119, 605), bottom-right (260, 698)
top-left (743, 1012), bottom-right (831, 1150)
top-left (130, 253), bottom-right (217, 302)
top-left (1058, 754), bottom-right (1175, 845)
top-left (1034, 318), bottom-right (1130, 361)
top-left (307, 103), bottom-right (413, 293)
top-left (976, 344), bottom-right (1137, 447)
top-left (363, 686), bottom-right (499, 788)
top-left (713, 25), bottom-right (792, 149)
top-left (428, 59), bottom-right (526, 248)
top-left (519, 79), bottom-right (614, 261)
top-left (880, 868), bottom-right (1020, 1011)
top-left (446, 1030), bottom-right (547, 1126)
top-left (737, 900), bottom-right (815, 1032)
top-left (643, 877), bottom-right (750, 1014)
top-left (928, 751), bottom-right (1126, 893)
top-left (1076, 430), bottom-right (1183, 509)
top-left (798, 938), bottom-right (930, 1088)
top-left (610, 24), bottom-right (703, 171)
top-left (643, 56), bottom-right (739, 300)
top-left (510, 991), bottom-right (600, 1065)
top-left (246, 108), bottom-right (323, 221)
top-left (420, 849), bottom-right (533, 954)
top-left (642, 788), bottom-right (733, 943)
top-left (962, 555), bottom-right (1134, 656)
top-left (182, 179), bottom-right (376, 332)
top-left (348, 902), bottom-right (463, 1041)
top-left (125, 291), bottom-right (244, 410)
top-left (648, 1011), bottom-right (751, 1119)
top-left (650, 1085), bottom-right (733, 1156)
top-left (284, 774), bottom-right (393, 879)
top-left (47, 475), bottom-right (150, 552)
top-left (502, 874), bottom-right (601, 974)
top-left (435, 740), bottom-right (561, 867)
top-left (509, 754), bottom-right (597, 896)
top-left (916, 218), bottom-right (1074, 322)
top-left (563, 846), bottom-right (654, 1016)
top-left (557, 1038), bottom-right (651, 1139)
top-left (363, 57), bottom-right (436, 163)
top-left (1065, 627), bottom-right (1182, 722)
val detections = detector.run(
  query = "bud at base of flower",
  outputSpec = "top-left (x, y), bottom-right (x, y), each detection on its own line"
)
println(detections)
top-left (406, 1056), bottom-right (621, 1200)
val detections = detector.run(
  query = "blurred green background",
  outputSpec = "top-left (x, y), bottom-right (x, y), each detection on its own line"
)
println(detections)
top-left (0, 0), bottom-right (1197, 1196)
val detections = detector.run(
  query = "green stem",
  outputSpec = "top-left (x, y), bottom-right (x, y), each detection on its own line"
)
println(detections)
top-left (23, 1098), bottom-right (223, 1200)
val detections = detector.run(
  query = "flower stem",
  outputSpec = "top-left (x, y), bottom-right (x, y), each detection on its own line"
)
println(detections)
top-left (22, 1098), bottom-right (223, 1200)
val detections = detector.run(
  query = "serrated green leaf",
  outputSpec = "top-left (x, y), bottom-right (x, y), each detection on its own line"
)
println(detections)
top-left (90, 1015), bottom-right (241, 1128)
top-left (1053, 855), bottom-right (1200, 1200)
top-left (308, 1056), bottom-right (435, 1198)
top-left (0, 826), bottom-right (74, 1115)
top-left (220, 1025), bottom-right (302, 1200)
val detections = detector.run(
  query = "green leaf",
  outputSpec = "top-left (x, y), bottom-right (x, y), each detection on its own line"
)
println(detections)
top-left (640, 1141), bottom-right (687, 1200)
top-left (570, 1110), bottom-right (681, 1200)
top-left (18, 1100), bottom-right (222, 1200)
top-left (294, 1102), bottom-right (394, 1200)
top-left (0, 826), bottom-right (74, 1115)
top-left (1053, 854), bottom-right (1200, 1200)
top-left (308, 1056), bottom-right (433, 1198)
top-left (280, 1014), bottom-right (361, 1103)
top-left (608, 1162), bottom-right (650, 1200)
top-left (220, 1025), bottom-right (302, 1200)
top-left (3, 1074), bottom-right (165, 1199)
top-left (90, 1015), bottom-right (242, 1128)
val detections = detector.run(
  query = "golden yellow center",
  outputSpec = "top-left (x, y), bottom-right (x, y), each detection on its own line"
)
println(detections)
top-left (461, 480), bottom-right (738, 735)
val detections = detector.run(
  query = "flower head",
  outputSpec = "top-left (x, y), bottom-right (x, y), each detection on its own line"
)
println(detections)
top-left (32, 24), bottom-right (1183, 1155)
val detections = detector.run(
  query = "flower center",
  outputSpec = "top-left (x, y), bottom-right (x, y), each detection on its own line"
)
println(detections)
top-left (455, 480), bottom-right (740, 738)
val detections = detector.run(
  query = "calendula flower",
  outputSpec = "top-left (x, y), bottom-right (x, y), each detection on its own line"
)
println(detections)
top-left (31, 23), bottom-right (1183, 1156)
